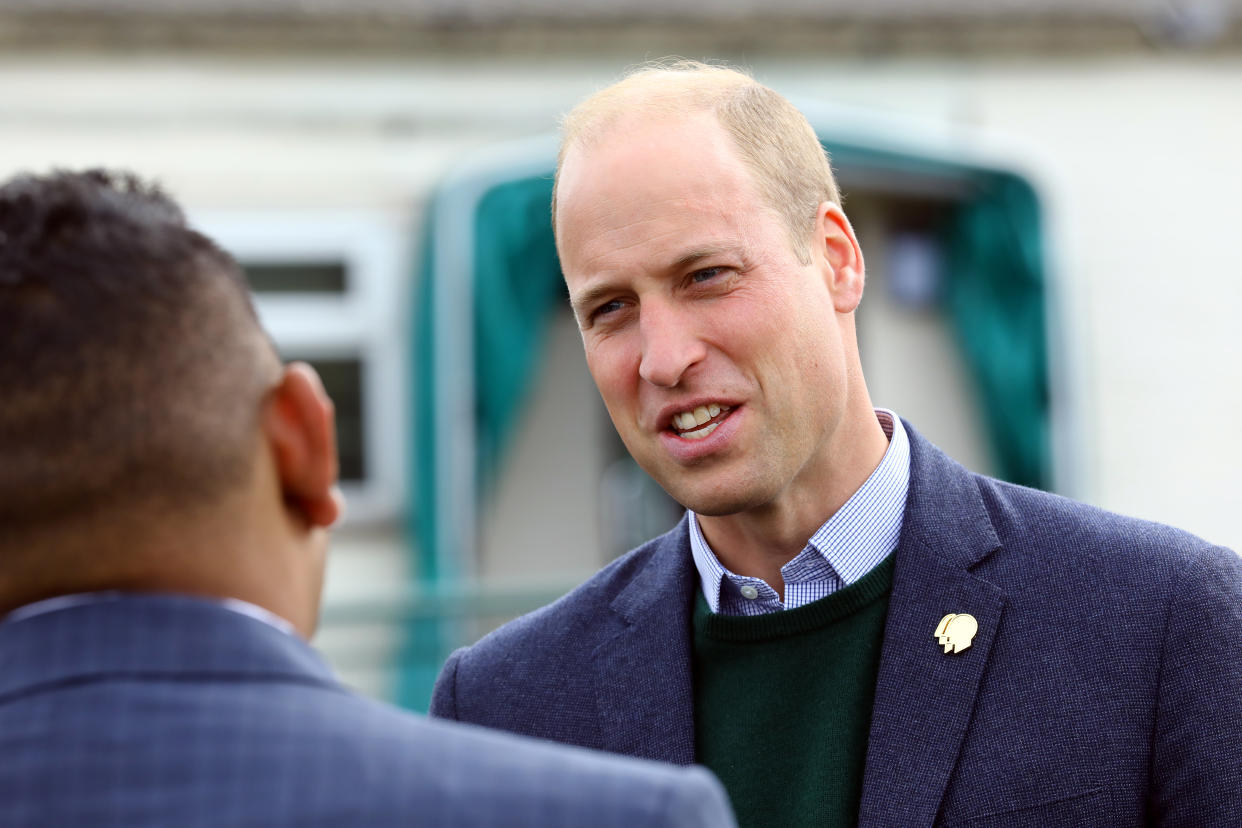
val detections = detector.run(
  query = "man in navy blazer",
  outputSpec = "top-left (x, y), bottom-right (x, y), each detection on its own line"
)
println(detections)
top-left (0, 170), bottom-right (736, 828)
top-left (431, 62), bottom-right (1242, 825)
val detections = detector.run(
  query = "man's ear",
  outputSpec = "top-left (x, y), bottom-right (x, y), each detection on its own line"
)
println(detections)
top-left (262, 362), bottom-right (342, 529)
top-left (815, 202), bottom-right (866, 313)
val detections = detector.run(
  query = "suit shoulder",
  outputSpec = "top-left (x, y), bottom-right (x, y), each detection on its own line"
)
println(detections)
top-left (189, 687), bottom-right (735, 827)
top-left (397, 716), bottom-right (737, 827)
top-left (972, 473), bottom-right (1231, 579)
top-left (429, 525), bottom-right (685, 740)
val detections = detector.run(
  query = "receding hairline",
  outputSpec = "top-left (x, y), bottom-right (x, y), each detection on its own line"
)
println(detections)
top-left (552, 60), bottom-right (840, 264)
top-left (554, 62), bottom-right (759, 207)
top-left (559, 61), bottom-right (757, 151)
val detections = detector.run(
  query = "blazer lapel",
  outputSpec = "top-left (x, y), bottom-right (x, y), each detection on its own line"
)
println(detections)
top-left (592, 517), bottom-right (699, 765)
top-left (859, 424), bottom-right (1008, 827)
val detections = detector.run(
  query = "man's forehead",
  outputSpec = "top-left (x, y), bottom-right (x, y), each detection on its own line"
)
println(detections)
top-left (561, 198), bottom-right (752, 283)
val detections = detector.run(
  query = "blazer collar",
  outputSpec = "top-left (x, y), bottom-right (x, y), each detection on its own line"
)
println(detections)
top-left (859, 421), bottom-right (1008, 827)
top-left (593, 516), bottom-right (700, 765)
top-left (0, 593), bottom-right (339, 703)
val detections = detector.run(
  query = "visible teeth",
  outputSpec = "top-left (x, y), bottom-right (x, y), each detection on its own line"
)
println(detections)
top-left (670, 404), bottom-right (731, 432)
top-left (681, 422), bottom-right (719, 440)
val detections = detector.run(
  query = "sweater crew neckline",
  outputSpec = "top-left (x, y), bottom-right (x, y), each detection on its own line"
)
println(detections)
top-left (696, 552), bottom-right (895, 643)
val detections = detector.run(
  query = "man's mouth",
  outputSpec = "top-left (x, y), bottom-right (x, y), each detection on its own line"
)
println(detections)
top-left (668, 404), bottom-right (733, 440)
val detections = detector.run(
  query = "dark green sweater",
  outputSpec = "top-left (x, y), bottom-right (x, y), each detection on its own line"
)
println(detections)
top-left (692, 554), bottom-right (894, 828)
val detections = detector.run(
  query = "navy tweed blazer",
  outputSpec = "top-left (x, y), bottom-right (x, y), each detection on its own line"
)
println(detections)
top-left (432, 421), bottom-right (1242, 827)
top-left (0, 593), bottom-right (735, 827)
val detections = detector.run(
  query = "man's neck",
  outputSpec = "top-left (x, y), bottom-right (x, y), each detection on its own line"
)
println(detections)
top-left (0, 501), bottom-right (318, 639)
top-left (696, 410), bottom-right (891, 595)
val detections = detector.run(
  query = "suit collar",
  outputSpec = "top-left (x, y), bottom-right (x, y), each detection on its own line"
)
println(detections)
top-left (5, 590), bottom-right (298, 637)
top-left (898, 420), bottom-right (1001, 569)
top-left (0, 592), bottom-right (339, 703)
top-left (593, 516), bottom-right (699, 765)
top-left (609, 516), bottom-right (696, 625)
top-left (859, 421), bottom-right (1007, 827)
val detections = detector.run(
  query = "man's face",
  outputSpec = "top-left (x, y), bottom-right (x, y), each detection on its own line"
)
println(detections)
top-left (556, 111), bottom-right (862, 518)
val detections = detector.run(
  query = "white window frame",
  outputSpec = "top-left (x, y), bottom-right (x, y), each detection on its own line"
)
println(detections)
top-left (190, 210), bottom-right (409, 525)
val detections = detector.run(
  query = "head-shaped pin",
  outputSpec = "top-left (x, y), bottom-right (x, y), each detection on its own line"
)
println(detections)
top-left (934, 613), bottom-right (979, 654)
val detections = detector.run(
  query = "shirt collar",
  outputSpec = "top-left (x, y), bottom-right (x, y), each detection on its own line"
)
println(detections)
top-left (2, 590), bottom-right (298, 638)
top-left (690, 408), bottom-right (910, 613)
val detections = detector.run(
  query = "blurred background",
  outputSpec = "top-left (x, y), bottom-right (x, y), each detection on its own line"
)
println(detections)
top-left (3, 0), bottom-right (1239, 711)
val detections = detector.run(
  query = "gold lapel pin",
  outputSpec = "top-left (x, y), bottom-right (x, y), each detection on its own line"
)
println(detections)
top-left (935, 613), bottom-right (978, 654)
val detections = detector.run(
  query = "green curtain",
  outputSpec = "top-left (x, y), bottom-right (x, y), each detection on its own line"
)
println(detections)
top-left (401, 175), bottom-right (565, 710)
top-left (471, 176), bottom-right (567, 494)
top-left (942, 173), bottom-right (1049, 489)
top-left (412, 174), bottom-right (564, 578)
top-left (402, 207), bottom-right (443, 710)
top-left (822, 140), bottom-right (1050, 488)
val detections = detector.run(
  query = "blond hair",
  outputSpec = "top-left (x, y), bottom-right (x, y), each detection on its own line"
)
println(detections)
top-left (553, 60), bottom-right (840, 265)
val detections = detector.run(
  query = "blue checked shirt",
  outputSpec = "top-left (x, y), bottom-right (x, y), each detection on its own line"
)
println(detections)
top-left (690, 409), bottom-right (910, 616)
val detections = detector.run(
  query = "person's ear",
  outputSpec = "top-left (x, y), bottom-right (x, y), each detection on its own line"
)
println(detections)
top-left (262, 362), bottom-right (342, 529)
top-left (815, 202), bottom-right (866, 313)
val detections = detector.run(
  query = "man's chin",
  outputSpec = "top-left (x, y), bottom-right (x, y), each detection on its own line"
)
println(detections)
top-left (634, 451), bottom-right (771, 515)
top-left (663, 479), bottom-right (770, 518)
top-left (686, 499), bottom-right (757, 518)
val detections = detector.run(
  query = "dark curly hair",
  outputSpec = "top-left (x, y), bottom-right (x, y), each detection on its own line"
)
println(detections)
top-left (0, 169), bottom-right (278, 528)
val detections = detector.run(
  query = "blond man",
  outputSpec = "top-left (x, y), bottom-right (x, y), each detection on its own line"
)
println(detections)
top-left (432, 63), bottom-right (1242, 827)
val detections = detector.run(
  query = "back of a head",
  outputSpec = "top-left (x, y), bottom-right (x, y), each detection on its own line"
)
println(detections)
top-left (554, 59), bottom-right (840, 264)
top-left (0, 170), bottom-right (276, 545)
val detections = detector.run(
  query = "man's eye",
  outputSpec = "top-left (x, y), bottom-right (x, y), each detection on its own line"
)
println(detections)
top-left (691, 267), bottom-right (724, 283)
top-left (593, 300), bottom-right (625, 319)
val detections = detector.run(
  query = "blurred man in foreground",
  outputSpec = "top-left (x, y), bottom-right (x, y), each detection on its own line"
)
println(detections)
top-left (0, 170), bottom-right (735, 828)
top-left (431, 62), bottom-right (1242, 826)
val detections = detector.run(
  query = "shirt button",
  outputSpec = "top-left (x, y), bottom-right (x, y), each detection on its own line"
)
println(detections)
top-left (739, 585), bottom-right (759, 600)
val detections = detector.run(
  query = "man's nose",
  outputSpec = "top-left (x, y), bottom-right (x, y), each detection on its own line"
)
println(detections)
top-left (637, 302), bottom-right (706, 388)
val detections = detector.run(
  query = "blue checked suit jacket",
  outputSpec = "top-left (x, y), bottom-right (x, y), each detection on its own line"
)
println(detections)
top-left (432, 421), bottom-right (1242, 827)
top-left (0, 593), bottom-right (736, 828)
